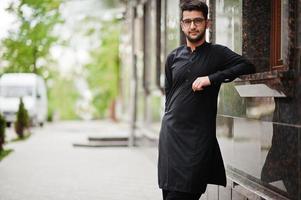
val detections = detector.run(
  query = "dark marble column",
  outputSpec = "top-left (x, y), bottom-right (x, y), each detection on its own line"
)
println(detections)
top-left (296, 0), bottom-right (301, 74)
top-left (242, 0), bottom-right (271, 72)
top-left (287, 0), bottom-right (298, 70)
top-left (296, 32), bottom-right (301, 198)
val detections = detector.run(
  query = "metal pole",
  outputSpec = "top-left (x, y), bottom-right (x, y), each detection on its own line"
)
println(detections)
top-left (129, 4), bottom-right (138, 147)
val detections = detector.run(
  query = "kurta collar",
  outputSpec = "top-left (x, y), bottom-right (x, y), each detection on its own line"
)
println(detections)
top-left (185, 41), bottom-right (209, 53)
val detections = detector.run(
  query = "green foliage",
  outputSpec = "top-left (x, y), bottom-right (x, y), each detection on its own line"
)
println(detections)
top-left (101, 0), bottom-right (122, 8)
top-left (10, 133), bottom-right (31, 142)
top-left (0, 149), bottom-right (13, 162)
top-left (0, 113), bottom-right (6, 151)
top-left (47, 108), bottom-right (53, 122)
top-left (1, 0), bottom-right (63, 75)
top-left (151, 96), bottom-right (162, 122)
top-left (14, 98), bottom-right (30, 138)
top-left (85, 20), bottom-right (121, 118)
top-left (47, 74), bottom-right (80, 120)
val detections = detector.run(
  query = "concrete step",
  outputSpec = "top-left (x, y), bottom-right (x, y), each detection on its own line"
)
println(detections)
top-left (73, 140), bottom-right (129, 147)
top-left (88, 136), bottom-right (128, 142)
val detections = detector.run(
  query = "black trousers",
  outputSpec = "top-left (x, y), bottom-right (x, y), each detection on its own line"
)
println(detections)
top-left (162, 190), bottom-right (203, 200)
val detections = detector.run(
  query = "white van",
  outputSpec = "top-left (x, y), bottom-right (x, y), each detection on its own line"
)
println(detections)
top-left (0, 73), bottom-right (48, 127)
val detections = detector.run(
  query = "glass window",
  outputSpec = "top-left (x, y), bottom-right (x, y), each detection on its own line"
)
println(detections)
top-left (144, 0), bottom-right (157, 90)
top-left (0, 86), bottom-right (34, 97)
top-left (166, 0), bottom-right (180, 54)
top-left (215, 0), bottom-right (242, 54)
top-left (280, 0), bottom-right (288, 61)
top-left (269, 0), bottom-right (289, 69)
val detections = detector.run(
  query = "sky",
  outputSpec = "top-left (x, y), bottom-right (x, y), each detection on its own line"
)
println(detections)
top-left (0, 0), bottom-right (17, 40)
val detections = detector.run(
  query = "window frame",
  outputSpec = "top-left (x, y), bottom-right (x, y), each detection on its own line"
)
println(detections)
top-left (270, 0), bottom-right (284, 69)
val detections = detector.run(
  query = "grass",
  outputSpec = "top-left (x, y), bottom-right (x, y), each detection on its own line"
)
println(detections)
top-left (0, 130), bottom-right (31, 162)
top-left (0, 149), bottom-right (13, 162)
top-left (10, 131), bottom-right (31, 142)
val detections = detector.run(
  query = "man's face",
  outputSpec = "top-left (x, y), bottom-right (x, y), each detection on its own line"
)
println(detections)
top-left (181, 10), bottom-right (208, 43)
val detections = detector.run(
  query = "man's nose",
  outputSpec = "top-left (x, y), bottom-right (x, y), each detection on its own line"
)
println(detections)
top-left (190, 21), bottom-right (197, 28)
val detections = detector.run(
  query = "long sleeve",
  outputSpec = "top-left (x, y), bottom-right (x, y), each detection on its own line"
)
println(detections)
top-left (208, 46), bottom-right (255, 85)
top-left (164, 52), bottom-right (174, 112)
top-left (164, 53), bottom-right (174, 97)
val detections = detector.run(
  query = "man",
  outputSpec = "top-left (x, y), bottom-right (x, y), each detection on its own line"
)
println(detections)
top-left (158, 1), bottom-right (255, 200)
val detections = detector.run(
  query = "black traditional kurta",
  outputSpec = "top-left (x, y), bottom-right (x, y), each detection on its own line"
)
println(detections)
top-left (158, 42), bottom-right (255, 193)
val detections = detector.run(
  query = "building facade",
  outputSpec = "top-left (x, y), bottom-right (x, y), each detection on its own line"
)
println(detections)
top-left (118, 0), bottom-right (301, 199)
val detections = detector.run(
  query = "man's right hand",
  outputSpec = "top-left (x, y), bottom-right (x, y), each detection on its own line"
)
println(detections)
top-left (192, 76), bottom-right (211, 91)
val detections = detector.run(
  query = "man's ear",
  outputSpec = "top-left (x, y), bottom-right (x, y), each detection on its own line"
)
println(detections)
top-left (180, 22), bottom-right (185, 32)
top-left (206, 19), bottom-right (212, 29)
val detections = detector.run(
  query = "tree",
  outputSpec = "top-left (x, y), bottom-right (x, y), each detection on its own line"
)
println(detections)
top-left (102, 0), bottom-right (123, 8)
top-left (0, 114), bottom-right (6, 151)
top-left (85, 20), bottom-right (121, 118)
top-left (1, 0), bottom-right (63, 75)
top-left (14, 98), bottom-right (30, 138)
top-left (47, 72), bottom-right (80, 120)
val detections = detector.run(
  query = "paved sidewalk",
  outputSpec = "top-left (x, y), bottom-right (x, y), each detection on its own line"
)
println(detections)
top-left (0, 121), bottom-right (161, 200)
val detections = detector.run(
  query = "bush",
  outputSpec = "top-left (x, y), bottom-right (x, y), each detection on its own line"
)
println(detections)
top-left (0, 113), bottom-right (6, 151)
top-left (14, 98), bottom-right (29, 138)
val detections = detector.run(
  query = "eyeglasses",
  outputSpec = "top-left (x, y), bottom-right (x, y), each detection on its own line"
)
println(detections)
top-left (181, 17), bottom-right (206, 27)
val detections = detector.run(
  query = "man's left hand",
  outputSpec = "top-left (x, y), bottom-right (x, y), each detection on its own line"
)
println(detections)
top-left (192, 76), bottom-right (211, 91)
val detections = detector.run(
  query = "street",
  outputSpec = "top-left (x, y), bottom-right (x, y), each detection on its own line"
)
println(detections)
top-left (0, 121), bottom-right (161, 200)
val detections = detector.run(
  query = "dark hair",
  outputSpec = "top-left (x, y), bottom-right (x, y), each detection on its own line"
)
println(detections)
top-left (180, 0), bottom-right (208, 19)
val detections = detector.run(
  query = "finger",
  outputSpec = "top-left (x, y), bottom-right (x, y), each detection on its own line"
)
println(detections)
top-left (194, 84), bottom-right (202, 91)
top-left (196, 86), bottom-right (203, 91)
top-left (192, 81), bottom-right (197, 90)
top-left (196, 81), bottom-right (203, 89)
top-left (197, 82), bottom-right (205, 91)
top-left (192, 85), bottom-right (196, 91)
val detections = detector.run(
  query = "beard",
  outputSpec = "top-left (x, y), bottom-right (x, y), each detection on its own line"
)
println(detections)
top-left (186, 29), bottom-right (205, 43)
